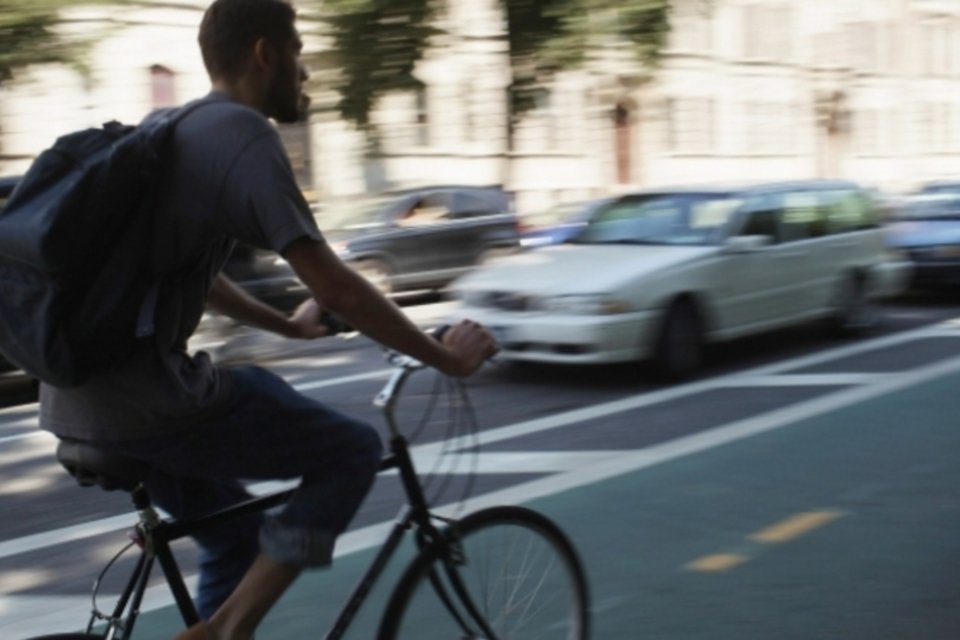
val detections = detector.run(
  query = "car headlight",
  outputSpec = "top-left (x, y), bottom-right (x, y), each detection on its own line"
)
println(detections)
top-left (536, 294), bottom-right (633, 315)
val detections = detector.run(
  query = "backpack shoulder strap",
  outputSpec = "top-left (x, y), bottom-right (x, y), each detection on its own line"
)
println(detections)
top-left (134, 97), bottom-right (220, 338)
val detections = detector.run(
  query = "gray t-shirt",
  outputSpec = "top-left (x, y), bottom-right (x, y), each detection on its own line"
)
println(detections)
top-left (39, 92), bottom-right (322, 441)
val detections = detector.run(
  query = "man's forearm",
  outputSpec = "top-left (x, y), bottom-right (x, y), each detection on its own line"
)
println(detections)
top-left (206, 274), bottom-right (298, 337)
top-left (284, 239), bottom-right (461, 374)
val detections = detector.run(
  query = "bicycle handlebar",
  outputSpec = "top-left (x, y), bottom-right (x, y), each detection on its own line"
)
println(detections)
top-left (374, 324), bottom-right (451, 436)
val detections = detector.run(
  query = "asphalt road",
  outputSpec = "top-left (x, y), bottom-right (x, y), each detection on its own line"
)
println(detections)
top-left (2, 293), bottom-right (960, 638)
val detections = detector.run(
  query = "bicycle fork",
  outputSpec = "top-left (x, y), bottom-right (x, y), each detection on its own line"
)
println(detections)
top-left (423, 525), bottom-right (500, 640)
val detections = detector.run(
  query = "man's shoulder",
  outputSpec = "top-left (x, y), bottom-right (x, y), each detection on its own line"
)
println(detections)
top-left (186, 94), bottom-right (273, 135)
top-left (142, 94), bottom-right (272, 140)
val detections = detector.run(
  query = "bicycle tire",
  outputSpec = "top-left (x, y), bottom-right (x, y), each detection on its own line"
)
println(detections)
top-left (379, 505), bottom-right (590, 639)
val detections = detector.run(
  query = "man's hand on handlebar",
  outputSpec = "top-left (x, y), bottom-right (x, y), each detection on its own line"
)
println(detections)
top-left (439, 320), bottom-right (499, 377)
top-left (287, 298), bottom-right (353, 339)
top-left (286, 294), bottom-right (495, 377)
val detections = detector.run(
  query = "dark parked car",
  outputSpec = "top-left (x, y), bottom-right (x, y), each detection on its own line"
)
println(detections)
top-left (319, 185), bottom-right (521, 294)
top-left (886, 193), bottom-right (960, 290)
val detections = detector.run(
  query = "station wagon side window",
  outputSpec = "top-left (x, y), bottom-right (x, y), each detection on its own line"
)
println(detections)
top-left (779, 191), bottom-right (820, 242)
top-left (737, 195), bottom-right (781, 243)
top-left (819, 188), bottom-right (878, 233)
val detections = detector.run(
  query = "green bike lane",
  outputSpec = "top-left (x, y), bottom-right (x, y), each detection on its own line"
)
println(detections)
top-left (131, 365), bottom-right (960, 639)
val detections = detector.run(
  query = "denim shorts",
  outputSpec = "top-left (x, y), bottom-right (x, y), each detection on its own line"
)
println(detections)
top-left (99, 365), bottom-right (384, 567)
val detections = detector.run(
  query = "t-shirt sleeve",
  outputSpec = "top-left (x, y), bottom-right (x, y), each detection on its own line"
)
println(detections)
top-left (216, 128), bottom-right (323, 255)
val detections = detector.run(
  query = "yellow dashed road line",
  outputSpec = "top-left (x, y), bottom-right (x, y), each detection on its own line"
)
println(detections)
top-left (684, 553), bottom-right (750, 572)
top-left (685, 509), bottom-right (846, 573)
top-left (749, 510), bottom-right (845, 544)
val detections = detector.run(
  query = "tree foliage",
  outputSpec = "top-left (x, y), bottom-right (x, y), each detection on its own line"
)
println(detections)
top-left (316, 0), bottom-right (672, 129)
top-left (314, 0), bottom-right (439, 127)
top-left (0, 0), bottom-right (96, 83)
top-left (0, 0), bottom-right (673, 129)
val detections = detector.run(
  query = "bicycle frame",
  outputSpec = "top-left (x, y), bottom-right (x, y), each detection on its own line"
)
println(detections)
top-left (89, 355), bottom-right (496, 640)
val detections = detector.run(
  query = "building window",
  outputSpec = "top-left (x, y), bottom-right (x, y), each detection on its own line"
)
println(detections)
top-left (741, 102), bottom-right (795, 155)
top-left (666, 97), bottom-right (714, 154)
top-left (917, 102), bottom-right (960, 154)
top-left (414, 86), bottom-right (429, 147)
top-left (613, 102), bottom-right (632, 184)
top-left (851, 22), bottom-right (881, 74)
top-left (376, 84), bottom-right (430, 150)
top-left (668, 0), bottom-right (713, 54)
top-left (854, 110), bottom-right (882, 155)
top-left (742, 4), bottom-right (792, 61)
top-left (149, 64), bottom-right (176, 108)
top-left (919, 20), bottom-right (958, 77)
top-left (461, 80), bottom-right (492, 144)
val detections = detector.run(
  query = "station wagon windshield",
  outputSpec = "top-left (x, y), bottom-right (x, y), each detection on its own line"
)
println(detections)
top-left (571, 193), bottom-right (743, 246)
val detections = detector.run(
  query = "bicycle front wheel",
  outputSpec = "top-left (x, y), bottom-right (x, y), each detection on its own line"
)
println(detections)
top-left (380, 505), bottom-right (589, 639)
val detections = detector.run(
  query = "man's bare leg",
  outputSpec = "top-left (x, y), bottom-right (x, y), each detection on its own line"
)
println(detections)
top-left (173, 553), bottom-right (300, 640)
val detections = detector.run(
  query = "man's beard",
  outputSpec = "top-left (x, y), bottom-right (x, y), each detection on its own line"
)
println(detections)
top-left (267, 71), bottom-right (307, 124)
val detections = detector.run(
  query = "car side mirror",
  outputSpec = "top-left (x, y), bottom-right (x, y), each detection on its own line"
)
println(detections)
top-left (724, 234), bottom-right (771, 253)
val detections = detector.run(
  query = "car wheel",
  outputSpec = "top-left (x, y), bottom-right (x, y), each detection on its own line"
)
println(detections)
top-left (650, 300), bottom-right (703, 382)
top-left (830, 273), bottom-right (878, 336)
top-left (357, 259), bottom-right (393, 294)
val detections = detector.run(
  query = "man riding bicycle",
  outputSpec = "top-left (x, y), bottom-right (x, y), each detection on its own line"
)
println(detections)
top-left (37, 1), bottom-right (497, 638)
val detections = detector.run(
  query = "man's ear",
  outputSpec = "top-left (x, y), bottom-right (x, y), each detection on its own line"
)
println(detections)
top-left (251, 37), bottom-right (277, 72)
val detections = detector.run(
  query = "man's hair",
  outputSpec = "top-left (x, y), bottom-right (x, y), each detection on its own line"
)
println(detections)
top-left (198, 0), bottom-right (297, 81)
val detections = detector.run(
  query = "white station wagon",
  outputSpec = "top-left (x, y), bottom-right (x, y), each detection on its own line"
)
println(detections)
top-left (449, 181), bottom-right (911, 379)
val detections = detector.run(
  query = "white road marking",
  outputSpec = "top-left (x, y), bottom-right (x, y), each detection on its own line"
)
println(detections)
top-left (720, 373), bottom-right (894, 386)
top-left (3, 320), bottom-right (960, 561)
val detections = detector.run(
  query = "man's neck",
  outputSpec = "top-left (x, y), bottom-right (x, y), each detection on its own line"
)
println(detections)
top-left (210, 79), bottom-right (265, 115)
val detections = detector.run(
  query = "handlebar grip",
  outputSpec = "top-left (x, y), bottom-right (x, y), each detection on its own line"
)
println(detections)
top-left (431, 324), bottom-right (451, 342)
top-left (319, 311), bottom-right (353, 336)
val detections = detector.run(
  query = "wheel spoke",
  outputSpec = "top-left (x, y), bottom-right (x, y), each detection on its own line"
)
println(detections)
top-left (381, 507), bottom-right (589, 639)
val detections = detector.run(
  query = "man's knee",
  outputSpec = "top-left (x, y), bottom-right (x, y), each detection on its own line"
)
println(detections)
top-left (354, 421), bottom-right (384, 473)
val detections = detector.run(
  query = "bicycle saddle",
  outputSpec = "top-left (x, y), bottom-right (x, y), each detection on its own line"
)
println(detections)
top-left (56, 438), bottom-right (150, 492)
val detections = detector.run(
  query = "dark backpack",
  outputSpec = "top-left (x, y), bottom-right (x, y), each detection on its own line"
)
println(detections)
top-left (0, 101), bottom-right (206, 387)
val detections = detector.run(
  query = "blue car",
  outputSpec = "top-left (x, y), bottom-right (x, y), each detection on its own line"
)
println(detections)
top-left (918, 180), bottom-right (960, 196)
top-left (520, 197), bottom-right (614, 249)
top-left (886, 193), bottom-right (960, 290)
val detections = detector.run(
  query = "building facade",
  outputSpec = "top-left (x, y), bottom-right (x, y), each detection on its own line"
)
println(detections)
top-left (2, 0), bottom-right (960, 216)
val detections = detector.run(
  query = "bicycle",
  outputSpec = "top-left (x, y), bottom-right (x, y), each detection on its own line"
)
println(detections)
top-left (22, 341), bottom-right (591, 639)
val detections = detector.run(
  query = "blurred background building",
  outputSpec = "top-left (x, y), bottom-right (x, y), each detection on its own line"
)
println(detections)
top-left (2, 0), bottom-right (960, 214)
